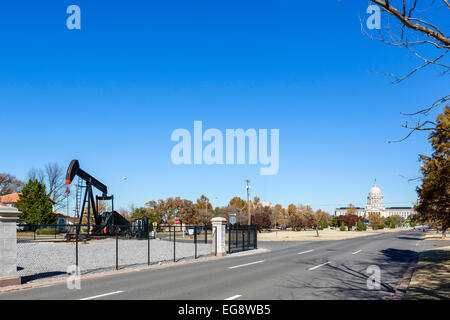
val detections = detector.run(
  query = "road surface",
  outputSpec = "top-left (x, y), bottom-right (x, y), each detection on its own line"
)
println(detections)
top-left (1, 229), bottom-right (447, 300)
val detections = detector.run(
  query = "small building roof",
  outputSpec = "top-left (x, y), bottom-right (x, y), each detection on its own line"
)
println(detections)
top-left (0, 193), bottom-right (56, 204)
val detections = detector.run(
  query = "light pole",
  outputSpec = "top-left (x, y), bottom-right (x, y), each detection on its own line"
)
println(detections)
top-left (246, 180), bottom-right (251, 225)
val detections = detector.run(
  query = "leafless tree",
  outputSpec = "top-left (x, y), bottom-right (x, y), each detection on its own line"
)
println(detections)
top-left (0, 173), bottom-right (23, 196)
top-left (362, 0), bottom-right (449, 141)
top-left (27, 163), bottom-right (68, 210)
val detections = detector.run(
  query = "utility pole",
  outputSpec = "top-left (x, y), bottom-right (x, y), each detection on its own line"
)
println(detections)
top-left (246, 179), bottom-right (251, 225)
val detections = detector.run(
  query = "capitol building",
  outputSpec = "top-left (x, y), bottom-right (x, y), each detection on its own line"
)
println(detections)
top-left (334, 181), bottom-right (415, 219)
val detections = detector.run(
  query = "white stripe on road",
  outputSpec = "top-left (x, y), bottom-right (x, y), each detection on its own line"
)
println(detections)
top-left (224, 295), bottom-right (242, 300)
top-left (298, 249), bottom-right (314, 255)
top-left (80, 291), bottom-right (124, 300)
top-left (228, 260), bottom-right (264, 269)
top-left (308, 262), bottom-right (330, 271)
top-left (352, 250), bottom-right (362, 255)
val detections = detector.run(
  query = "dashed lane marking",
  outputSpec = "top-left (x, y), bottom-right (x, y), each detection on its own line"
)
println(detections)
top-left (228, 260), bottom-right (264, 269)
top-left (79, 290), bottom-right (124, 300)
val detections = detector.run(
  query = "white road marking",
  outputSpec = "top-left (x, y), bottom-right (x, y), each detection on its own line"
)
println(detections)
top-left (228, 260), bottom-right (264, 269)
top-left (298, 249), bottom-right (314, 255)
top-left (224, 294), bottom-right (242, 300)
top-left (415, 241), bottom-right (421, 246)
top-left (308, 262), bottom-right (330, 271)
top-left (352, 250), bottom-right (362, 255)
top-left (80, 291), bottom-right (124, 300)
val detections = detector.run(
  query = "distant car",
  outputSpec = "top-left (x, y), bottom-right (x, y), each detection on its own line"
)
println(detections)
top-left (278, 226), bottom-right (287, 230)
top-left (185, 226), bottom-right (201, 236)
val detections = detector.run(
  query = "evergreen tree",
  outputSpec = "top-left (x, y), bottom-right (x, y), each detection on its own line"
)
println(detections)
top-left (331, 216), bottom-right (338, 228)
top-left (16, 179), bottom-right (56, 224)
top-left (415, 106), bottom-right (450, 239)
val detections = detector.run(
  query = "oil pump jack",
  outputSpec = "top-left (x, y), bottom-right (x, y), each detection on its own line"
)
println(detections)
top-left (65, 160), bottom-right (130, 236)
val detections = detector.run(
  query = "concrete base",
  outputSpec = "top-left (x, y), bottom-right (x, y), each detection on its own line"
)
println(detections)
top-left (212, 251), bottom-right (227, 257)
top-left (0, 276), bottom-right (21, 288)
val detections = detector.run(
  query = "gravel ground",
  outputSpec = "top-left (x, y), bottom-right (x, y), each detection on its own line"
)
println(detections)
top-left (17, 238), bottom-right (211, 284)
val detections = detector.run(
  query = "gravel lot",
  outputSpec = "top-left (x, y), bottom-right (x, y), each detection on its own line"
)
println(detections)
top-left (17, 238), bottom-right (211, 284)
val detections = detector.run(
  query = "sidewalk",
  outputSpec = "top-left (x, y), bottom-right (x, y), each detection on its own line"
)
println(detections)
top-left (404, 246), bottom-right (450, 300)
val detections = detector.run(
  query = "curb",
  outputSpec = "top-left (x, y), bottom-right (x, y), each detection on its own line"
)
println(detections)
top-left (391, 254), bottom-right (419, 300)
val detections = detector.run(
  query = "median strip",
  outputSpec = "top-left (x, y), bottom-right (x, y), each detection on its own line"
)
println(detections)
top-left (80, 290), bottom-right (124, 300)
top-left (308, 262), bottom-right (330, 271)
top-left (228, 260), bottom-right (264, 269)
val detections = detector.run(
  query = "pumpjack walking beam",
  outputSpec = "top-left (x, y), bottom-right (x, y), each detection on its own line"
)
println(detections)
top-left (66, 160), bottom-right (112, 233)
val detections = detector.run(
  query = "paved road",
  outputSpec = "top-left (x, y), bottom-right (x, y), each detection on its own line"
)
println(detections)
top-left (1, 229), bottom-right (448, 300)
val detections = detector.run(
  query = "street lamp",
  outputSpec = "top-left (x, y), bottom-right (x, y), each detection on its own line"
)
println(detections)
top-left (104, 177), bottom-right (128, 211)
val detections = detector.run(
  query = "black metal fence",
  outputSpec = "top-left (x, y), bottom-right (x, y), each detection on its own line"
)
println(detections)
top-left (16, 223), bottom-right (216, 284)
top-left (227, 224), bottom-right (258, 253)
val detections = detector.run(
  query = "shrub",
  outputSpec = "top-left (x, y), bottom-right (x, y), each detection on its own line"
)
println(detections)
top-left (357, 221), bottom-right (366, 231)
top-left (36, 228), bottom-right (59, 235)
top-left (378, 224), bottom-right (385, 229)
top-left (340, 224), bottom-right (346, 231)
top-left (390, 221), bottom-right (396, 229)
top-left (372, 224), bottom-right (377, 230)
top-left (296, 226), bottom-right (302, 231)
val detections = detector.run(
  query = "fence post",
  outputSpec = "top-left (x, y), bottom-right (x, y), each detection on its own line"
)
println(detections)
top-left (204, 225), bottom-right (207, 244)
top-left (242, 231), bottom-right (245, 251)
top-left (115, 226), bottom-right (119, 270)
top-left (148, 230), bottom-right (150, 266)
top-left (76, 225), bottom-right (79, 267)
top-left (254, 226), bottom-right (257, 249)
top-left (228, 225), bottom-right (231, 254)
top-left (173, 225), bottom-right (176, 262)
top-left (194, 229), bottom-right (197, 259)
top-left (0, 206), bottom-right (21, 287)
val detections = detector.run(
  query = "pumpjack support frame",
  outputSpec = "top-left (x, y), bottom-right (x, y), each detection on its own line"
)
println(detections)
top-left (66, 160), bottom-right (120, 235)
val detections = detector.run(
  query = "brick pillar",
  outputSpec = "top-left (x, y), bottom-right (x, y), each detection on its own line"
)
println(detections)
top-left (0, 206), bottom-right (21, 287)
top-left (211, 217), bottom-right (227, 256)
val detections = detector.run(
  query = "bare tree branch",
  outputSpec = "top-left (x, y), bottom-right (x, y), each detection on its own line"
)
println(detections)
top-left (370, 0), bottom-right (450, 46)
top-left (401, 95), bottom-right (450, 116)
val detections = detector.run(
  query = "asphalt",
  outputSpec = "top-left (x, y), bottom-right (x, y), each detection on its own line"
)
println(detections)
top-left (1, 229), bottom-right (448, 300)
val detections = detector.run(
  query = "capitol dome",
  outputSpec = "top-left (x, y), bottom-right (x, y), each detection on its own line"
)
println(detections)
top-left (369, 181), bottom-right (382, 197)
top-left (367, 180), bottom-right (383, 207)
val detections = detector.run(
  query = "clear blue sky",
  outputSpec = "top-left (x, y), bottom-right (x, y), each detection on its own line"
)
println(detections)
top-left (0, 1), bottom-right (447, 214)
